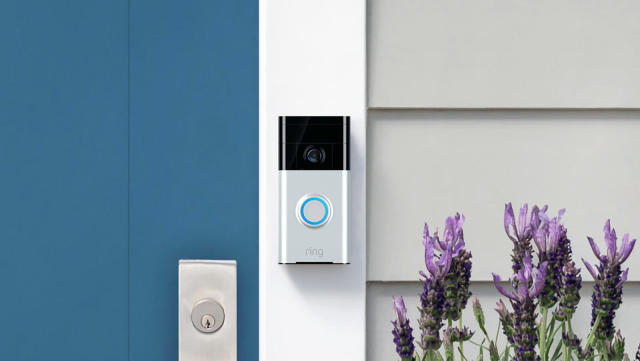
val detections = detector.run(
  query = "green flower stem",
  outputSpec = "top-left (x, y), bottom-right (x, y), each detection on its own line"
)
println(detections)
top-left (562, 323), bottom-right (568, 361)
top-left (459, 317), bottom-right (465, 361)
top-left (585, 315), bottom-right (602, 349)
top-left (540, 307), bottom-right (549, 361)
top-left (601, 341), bottom-right (609, 361)
top-left (447, 318), bottom-right (454, 361)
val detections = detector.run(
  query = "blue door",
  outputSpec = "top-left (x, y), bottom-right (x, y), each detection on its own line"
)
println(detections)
top-left (0, 0), bottom-right (258, 359)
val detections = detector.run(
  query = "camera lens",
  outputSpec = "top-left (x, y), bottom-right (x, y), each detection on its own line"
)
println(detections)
top-left (303, 145), bottom-right (326, 164)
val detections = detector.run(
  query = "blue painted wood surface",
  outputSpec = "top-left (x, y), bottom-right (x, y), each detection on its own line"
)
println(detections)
top-left (0, 0), bottom-right (257, 359)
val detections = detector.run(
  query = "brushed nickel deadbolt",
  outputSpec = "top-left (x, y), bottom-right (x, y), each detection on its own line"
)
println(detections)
top-left (191, 299), bottom-right (225, 334)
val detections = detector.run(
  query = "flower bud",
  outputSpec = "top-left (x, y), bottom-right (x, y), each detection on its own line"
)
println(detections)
top-left (473, 298), bottom-right (485, 330)
top-left (489, 341), bottom-right (500, 361)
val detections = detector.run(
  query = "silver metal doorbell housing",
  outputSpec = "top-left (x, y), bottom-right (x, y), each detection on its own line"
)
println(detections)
top-left (279, 116), bottom-right (350, 264)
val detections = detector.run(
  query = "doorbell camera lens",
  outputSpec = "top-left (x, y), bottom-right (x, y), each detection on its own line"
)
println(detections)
top-left (303, 145), bottom-right (325, 164)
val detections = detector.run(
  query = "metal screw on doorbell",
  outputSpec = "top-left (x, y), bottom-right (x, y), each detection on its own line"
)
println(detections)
top-left (278, 116), bottom-right (350, 264)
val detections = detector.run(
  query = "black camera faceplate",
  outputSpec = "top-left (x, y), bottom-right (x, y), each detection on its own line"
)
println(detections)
top-left (279, 116), bottom-right (349, 171)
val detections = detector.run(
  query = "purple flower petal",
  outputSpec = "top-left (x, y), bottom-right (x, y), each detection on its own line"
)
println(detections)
top-left (444, 217), bottom-right (455, 242)
top-left (452, 241), bottom-right (465, 258)
top-left (604, 219), bottom-right (617, 261)
top-left (514, 268), bottom-right (527, 286)
top-left (424, 239), bottom-right (439, 276)
top-left (537, 207), bottom-right (550, 224)
top-left (587, 236), bottom-right (603, 261)
top-left (530, 261), bottom-right (548, 298)
top-left (439, 246), bottom-right (453, 275)
top-left (518, 204), bottom-right (529, 239)
top-left (582, 258), bottom-right (598, 279)
top-left (618, 268), bottom-right (629, 288)
top-left (515, 283), bottom-right (527, 301)
top-left (458, 213), bottom-right (466, 227)
top-left (617, 233), bottom-right (630, 262)
top-left (533, 227), bottom-right (547, 253)
top-left (422, 222), bottom-right (430, 247)
top-left (523, 252), bottom-right (533, 280)
top-left (393, 296), bottom-right (407, 324)
top-left (493, 273), bottom-right (517, 301)
top-left (619, 238), bottom-right (636, 264)
top-left (617, 233), bottom-right (634, 263)
top-left (495, 299), bottom-right (509, 317)
top-left (504, 203), bottom-right (516, 242)
top-left (529, 205), bottom-right (541, 229)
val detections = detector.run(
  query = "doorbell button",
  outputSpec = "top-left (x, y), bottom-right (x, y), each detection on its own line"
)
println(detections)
top-left (297, 194), bottom-right (332, 227)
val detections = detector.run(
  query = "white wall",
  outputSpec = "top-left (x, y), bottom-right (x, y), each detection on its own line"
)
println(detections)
top-left (368, 0), bottom-right (640, 108)
top-left (368, 110), bottom-right (640, 282)
top-left (368, 282), bottom-right (640, 361)
top-left (259, 0), bottom-right (366, 360)
top-left (261, 2), bottom-right (640, 361)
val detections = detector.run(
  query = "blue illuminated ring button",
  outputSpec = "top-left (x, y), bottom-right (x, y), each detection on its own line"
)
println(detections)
top-left (296, 194), bottom-right (332, 228)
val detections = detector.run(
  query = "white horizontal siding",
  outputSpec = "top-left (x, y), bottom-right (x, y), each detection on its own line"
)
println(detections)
top-left (368, 0), bottom-right (640, 108)
top-left (367, 110), bottom-right (640, 282)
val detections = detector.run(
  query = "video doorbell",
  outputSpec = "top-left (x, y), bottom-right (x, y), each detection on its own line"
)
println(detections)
top-left (279, 116), bottom-right (350, 264)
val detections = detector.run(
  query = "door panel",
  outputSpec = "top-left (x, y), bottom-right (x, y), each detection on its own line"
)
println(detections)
top-left (129, 0), bottom-right (258, 360)
top-left (1, 0), bottom-right (257, 359)
top-left (0, 0), bottom-right (128, 359)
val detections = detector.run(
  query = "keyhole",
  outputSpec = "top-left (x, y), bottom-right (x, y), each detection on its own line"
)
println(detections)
top-left (201, 314), bottom-right (215, 330)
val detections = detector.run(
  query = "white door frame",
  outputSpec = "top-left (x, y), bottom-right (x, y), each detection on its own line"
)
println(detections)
top-left (259, 1), bottom-right (367, 360)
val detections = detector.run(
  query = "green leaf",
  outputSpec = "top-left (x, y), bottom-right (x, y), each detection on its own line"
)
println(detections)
top-left (476, 339), bottom-right (485, 361)
top-left (551, 340), bottom-right (563, 361)
top-left (545, 324), bottom-right (561, 361)
top-left (501, 346), bottom-right (510, 361)
top-left (489, 341), bottom-right (500, 361)
top-left (547, 317), bottom-right (557, 341)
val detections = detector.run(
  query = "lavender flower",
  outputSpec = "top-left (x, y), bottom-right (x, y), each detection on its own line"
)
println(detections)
top-left (562, 333), bottom-right (593, 359)
top-left (420, 234), bottom-right (452, 280)
top-left (533, 209), bottom-right (567, 308)
top-left (445, 326), bottom-right (474, 342)
top-left (392, 296), bottom-right (415, 361)
top-left (602, 330), bottom-right (627, 361)
top-left (418, 235), bottom-right (451, 351)
top-left (635, 344), bottom-right (640, 361)
top-left (492, 252), bottom-right (548, 303)
top-left (472, 299), bottom-right (486, 334)
top-left (495, 300), bottom-right (515, 344)
top-left (582, 220), bottom-right (636, 341)
top-left (418, 277), bottom-right (445, 351)
top-left (554, 261), bottom-right (582, 321)
top-left (504, 203), bottom-right (548, 272)
top-left (493, 252), bottom-right (547, 361)
top-left (425, 214), bottom-right (473, 321)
